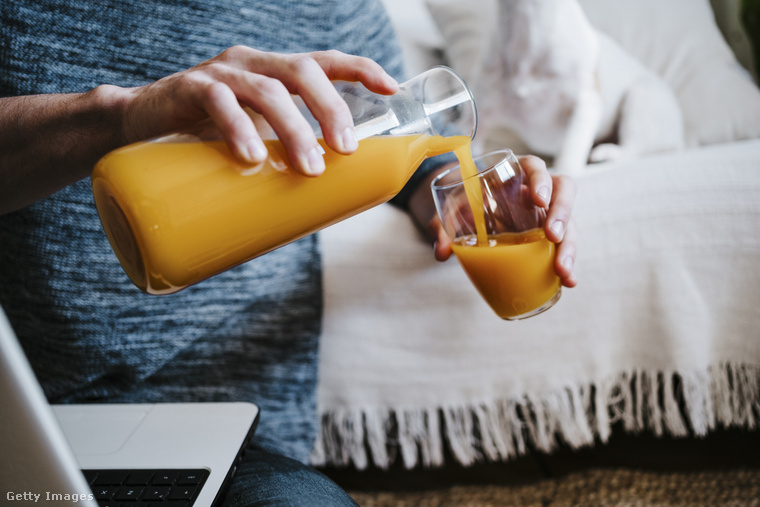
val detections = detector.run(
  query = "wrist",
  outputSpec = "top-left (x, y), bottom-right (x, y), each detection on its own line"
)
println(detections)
top-left (84, 84), bottom-right (132, 150)
top-left (0, 87), bottom-right (133, 213)
top-left (408, 163), bottom-right (455, 237)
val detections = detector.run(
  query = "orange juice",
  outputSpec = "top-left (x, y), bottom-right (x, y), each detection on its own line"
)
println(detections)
top-left (445, 147), bottom-right (561, 319)
top-left (93, 134), bottom-right (470, 294)
top-left (451, 228), bottom-right (560, 320)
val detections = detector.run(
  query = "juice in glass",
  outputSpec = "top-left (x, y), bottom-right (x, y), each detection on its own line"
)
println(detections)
top-left (434, 149), bottom-right (561, 320)
top-left (451, 230), bottom-right (561, 319)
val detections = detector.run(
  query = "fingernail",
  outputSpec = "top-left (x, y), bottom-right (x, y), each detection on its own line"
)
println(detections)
top-left (562, 255), bottom-right (574, 272)
top-left (305, 146), bottom-right (325, 175)
top-left (246, 138), bottom-right (267, 163)
top-left (550, 220), bottom-right (564, 239)
top-left (537, 185), bottom-right (550, 205)
top-left (342, 127), bottom-right (358, 152)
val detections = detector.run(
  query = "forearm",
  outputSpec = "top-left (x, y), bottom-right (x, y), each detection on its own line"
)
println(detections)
top-left (0, 85), bottom-right (128, 214)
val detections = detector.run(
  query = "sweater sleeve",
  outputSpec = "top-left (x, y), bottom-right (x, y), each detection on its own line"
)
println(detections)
top-left (330, 0), bottom-right (406, 82)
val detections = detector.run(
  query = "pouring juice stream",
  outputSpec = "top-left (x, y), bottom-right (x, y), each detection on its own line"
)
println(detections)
top-left (452, 143), bottom-right (489, 244)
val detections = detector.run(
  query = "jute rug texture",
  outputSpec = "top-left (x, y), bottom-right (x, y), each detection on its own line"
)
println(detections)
top-left (348, 468), bottom-right (760, 507)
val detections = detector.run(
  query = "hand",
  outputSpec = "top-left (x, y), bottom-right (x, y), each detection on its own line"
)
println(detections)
top-left (421, 155), bottom-right (578, 288)
top-left (117, 46), bottom-right (399, 176)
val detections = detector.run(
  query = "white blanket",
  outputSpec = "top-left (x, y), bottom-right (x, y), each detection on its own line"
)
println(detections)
top-left (313, 139), bottom-right (760, 469)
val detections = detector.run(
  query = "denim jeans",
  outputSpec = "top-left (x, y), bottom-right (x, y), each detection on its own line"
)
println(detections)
top-left (222, 445), bottom-right (358, 507)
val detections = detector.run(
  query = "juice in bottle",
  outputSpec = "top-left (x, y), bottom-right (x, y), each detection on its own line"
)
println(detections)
top-left (92, 134), bottom-right (471, 294)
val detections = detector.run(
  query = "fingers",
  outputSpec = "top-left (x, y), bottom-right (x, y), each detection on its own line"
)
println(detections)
top-left (273, 54), bottom-right (359, 158)
top-left (519, 155), bottom-right (553, 208)
top-left (245, 50), bottom-right (397, 159)
top-left (309, 50), bottom-right (399, 95)
top-left (427, 215), bottom-right (454, 262)
top-left (545, 174), bottom-right (577, 287)
top-left (223, 67), bottom-right (330, 175)
top-left (204, 47), bottom-right (397, 175)
top-left (173, 66), bottom-right (322, 175)
top-left (544, 174), bottom-right (576, 244)
top-left (518, 155), bottom-right (578, 286)
top-left (129, 47), bottom-right (399, 176)
top-left (199, 80), bottom-right (267, 166)
top-left (555, 217), bottom-right (578, 288)
top-left (518, 154), bottom-right (575, 242)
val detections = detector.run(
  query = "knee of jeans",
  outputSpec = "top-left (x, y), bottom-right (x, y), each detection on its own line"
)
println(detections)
top-left (222, 447), bottom-right (358, 507)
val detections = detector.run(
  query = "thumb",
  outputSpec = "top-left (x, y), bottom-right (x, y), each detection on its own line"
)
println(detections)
top-left (428, 216), bottom-right (454, 262)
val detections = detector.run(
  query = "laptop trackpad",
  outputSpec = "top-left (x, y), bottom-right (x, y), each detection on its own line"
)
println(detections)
top-left (55, 406), bottom-right (148, 455)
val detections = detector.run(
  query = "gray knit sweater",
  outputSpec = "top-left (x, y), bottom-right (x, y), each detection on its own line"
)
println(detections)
top-left (0, 0), bottom-right (403, 463)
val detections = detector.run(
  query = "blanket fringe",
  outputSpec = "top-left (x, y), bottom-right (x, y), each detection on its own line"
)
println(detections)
top-left (311, 362), bottom-right (760, 469)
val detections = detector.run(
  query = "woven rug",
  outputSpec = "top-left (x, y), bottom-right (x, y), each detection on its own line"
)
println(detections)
top-left (348, 468), bottom-right (760, 507)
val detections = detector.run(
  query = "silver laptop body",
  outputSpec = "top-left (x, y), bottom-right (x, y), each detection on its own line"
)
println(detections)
top-left (0, 306), bottom-right (258, 507)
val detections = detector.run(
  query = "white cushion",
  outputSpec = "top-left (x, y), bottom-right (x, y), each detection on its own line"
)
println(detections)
top-left (577, 0), bottom-right (760, 146)
top-left (425, 0), bottom-right (760, 147)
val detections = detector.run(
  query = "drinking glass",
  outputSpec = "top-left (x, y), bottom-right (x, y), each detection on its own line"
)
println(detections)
top-left (431, 149), bottom-right (561, 320)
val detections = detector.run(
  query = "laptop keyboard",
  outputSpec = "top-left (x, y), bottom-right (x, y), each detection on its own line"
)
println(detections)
top-left (82, 469), bottom-right (209, 507)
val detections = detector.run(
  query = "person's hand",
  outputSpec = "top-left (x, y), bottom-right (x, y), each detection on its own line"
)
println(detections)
top-left (115, 46), bottom-right (399, 176)
top-left (413, 156), bottom-right (578, 288)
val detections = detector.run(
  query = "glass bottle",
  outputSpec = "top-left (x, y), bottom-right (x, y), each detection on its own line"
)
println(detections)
top-left (92, 66), bottom-right (477, 294)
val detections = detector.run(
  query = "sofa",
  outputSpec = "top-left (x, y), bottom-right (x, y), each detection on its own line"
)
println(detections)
top-left (311, 0), bottom-right (760, 471)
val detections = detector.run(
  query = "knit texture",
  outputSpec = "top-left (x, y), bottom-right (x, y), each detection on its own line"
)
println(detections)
top-left (0, 0), bottom-right (403, 464)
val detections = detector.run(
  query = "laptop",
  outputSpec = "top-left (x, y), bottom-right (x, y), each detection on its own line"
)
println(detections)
top-left (0, 306), bottom-right (259, 507)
